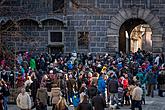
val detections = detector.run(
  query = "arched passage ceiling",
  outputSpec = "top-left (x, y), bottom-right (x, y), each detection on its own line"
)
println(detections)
top-left (119, 18), bottom-right (147, 35)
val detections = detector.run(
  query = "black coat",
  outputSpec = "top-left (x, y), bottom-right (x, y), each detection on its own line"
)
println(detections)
top-left (87, 85), bottom-right (97, 99)
top-left (158, 70), bottom-right (165, 85)
top-left (77, 100), bottom-right (93, 110)
top-left (108, 79), bottom-right (118, 93)
top-left (92, 95), bottom-right (106, 110)
top-left (30, 79), bottom-right (39, 100)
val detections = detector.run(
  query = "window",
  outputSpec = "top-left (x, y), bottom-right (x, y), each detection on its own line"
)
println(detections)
top-left (78, 32), bottom-right (89, 50)
top-left (53, 0), bottom-right (64, 12)
top-left (50, 32), bottom-right (62, 42)
top-left (48, 31), bottom-right (64, 45)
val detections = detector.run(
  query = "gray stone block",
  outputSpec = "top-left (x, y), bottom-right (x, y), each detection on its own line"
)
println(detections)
top-left (105, 20), bottom-right (111, 26)
top-left (75, 15), bottom-right (85, 20)
top-left (93, 37), bottom-right (101, 42)
top-left (87, 20), bottom-right (96, 26)
top-left (64, 32), bottom-right (70, 36)
top-left (40, 32), bottom-right (48, 36)
top-left (65, 47), bottom-right (72, 52)
top-left (101, 37), bottom-right (108, 42)
top-left (91, 48), bottom-right (100, 52)
top-left (66, 26), bottom-right (74, 31)
top-left (101, 48), bottom-right (108, 52)
top-left (98, 0), bottom-right (106, 3)
top-left (100, 4), bottom-right (110, 9)
top-left (92, 16), bottom-right (101, 20)
top-left (100, 26), bottom-right (107, 31)
top-left (90, 43), bottom-right (96, 47)
top-left (92, 27), bottom-right (100, 31)
top-left (101, 16), bottom-right (110, 20)
top-left (96, 20), bottom-right (105, 26)
top-left (66, 37), bottom-right (74, 41)
top-left (97, 43), bottom-right (105, 47)
top-left (152, 41), bottom-right (163, 47)
top-left (152, 48), bottom-right (162, 53)
top-left (89, 32), bottom-right (97, 36)
top-left (31, 32), bottom-right (39, 36)
top-left (44, 26), bottom-right (53, 31)
top-left (70, 21), bottom-right (79, 25)
top-left (97, 32), bottom-right (106, 36)
top-left (79, 21), bottom-right (87, 26)
top-left (74, 26), bottom-right (83, 31)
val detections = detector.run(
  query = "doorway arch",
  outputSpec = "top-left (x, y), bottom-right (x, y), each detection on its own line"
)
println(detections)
top-left (119, 18), bottom-right (147, 53)
top-left (107, 7), bottom-right (163, 55)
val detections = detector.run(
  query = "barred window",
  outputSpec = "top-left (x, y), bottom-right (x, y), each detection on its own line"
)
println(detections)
top-left (50, 32), bottom-right (62, 42)
top-left (78, 32), bottom-right (89, 50)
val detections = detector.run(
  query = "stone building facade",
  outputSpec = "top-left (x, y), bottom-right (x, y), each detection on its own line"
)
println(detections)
top-left (0, 0), bottom-right (165, 55)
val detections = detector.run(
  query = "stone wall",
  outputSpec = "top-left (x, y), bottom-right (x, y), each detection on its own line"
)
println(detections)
top-left (0, 0), bottom-right (165, 54)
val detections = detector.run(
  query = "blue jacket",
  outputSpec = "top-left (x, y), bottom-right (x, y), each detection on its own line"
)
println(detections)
top-left (97, 76), bottom-right (106, 93)
top-left (72, 94), bottom-right (80, 107)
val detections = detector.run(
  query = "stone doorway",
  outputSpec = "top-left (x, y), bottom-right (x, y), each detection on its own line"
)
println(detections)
top-left (108, 7), bottom-right (163, 55)
top-left (119, 18), bottom-right (152, 53)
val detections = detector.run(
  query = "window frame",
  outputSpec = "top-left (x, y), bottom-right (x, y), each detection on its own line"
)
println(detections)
top-left (48, 30), bottom-right (64, 45)
top-left (77, 31), bottom-right (89, 50)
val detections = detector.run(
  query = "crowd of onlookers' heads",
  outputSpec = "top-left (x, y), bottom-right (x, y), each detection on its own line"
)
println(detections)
top-left (0, 49), bottom-right (165, 110)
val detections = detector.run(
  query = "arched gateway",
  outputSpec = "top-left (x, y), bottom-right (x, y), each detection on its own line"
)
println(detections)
top-left (107, 6), bottom-right (163, 55)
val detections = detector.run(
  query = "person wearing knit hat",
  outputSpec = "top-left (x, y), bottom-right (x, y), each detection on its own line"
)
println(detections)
top-left (157, 63), bottom-right (165, 97)
top-left (49, 70), bottom-right (53, 74)
top-left (101, 66), bottom-right (107, 74)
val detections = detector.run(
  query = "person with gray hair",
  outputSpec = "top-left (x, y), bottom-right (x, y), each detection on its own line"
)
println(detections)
top-left (16, 88), bottom-right (31, 110)
top-left (131, 81), bottom-right (143, 110)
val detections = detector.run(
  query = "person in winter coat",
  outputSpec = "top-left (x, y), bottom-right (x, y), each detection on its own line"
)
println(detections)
top-left (157, 64), bottom-right (165, 97)
top-left (1, 80), bottom-right (10, 110)
top-left (131, 82), bottom-right (143, 110)
top-left (87, 82), bottom-right (97, 99)
top-left (30, 72), bottom-right (39, 102)
top-left (50, 84), bottom-right (61, 110)
top-left (72, 93), bottom-right (80, 110)
top-left (77, 95), bottom-right (93, 110)
top-left (92, 91), bottom-right (106, 110)
top-left (97, 73), bottom-right (106, 97)
top-left (79, 87), bottom-right (86, 103)
top-left (31, 98), bottom-right (45, 110)
top-left (136, 68), bottom-right (145, 85)
top-left (146, 68), bottom-right (157, 97)
top-left (57, 95), bottom-right (68, 110)
top-left (16, 88), bottom-right (31, 110)
top-left (66, 74), bottom-right (76, 105)
top-left (108, 75), bottom-right (119, 108)
top-left (30, 57), bottom-right (36, 71)
top-left (36, 84), bottom-right (48, 110)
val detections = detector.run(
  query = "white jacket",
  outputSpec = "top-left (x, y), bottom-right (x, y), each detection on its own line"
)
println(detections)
top-left (16, 92), bottom-right (31, 109)
top-left (132, 86), bottom-right (143, 101)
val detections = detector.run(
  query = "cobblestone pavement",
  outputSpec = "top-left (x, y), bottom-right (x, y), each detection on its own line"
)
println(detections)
top-left (9, 96), bottom-right (165, 110)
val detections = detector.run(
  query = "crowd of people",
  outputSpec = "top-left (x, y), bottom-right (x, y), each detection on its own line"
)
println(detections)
top-left (0, 48), bottom-right (165, 110)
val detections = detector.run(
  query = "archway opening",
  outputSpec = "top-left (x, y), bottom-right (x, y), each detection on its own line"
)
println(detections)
top-left (119, 18), bottom-right (152, 53)
top-left (130, 24), bottom-right (152, 53)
